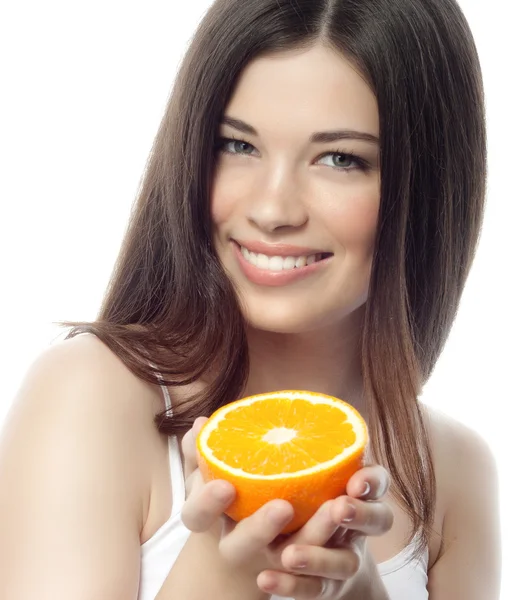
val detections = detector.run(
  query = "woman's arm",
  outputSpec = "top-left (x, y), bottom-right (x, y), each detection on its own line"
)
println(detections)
top-left (0, 337), bottom-right (151, 599)
top-left (155, 524), bottom-right (270, 600)
top-left (427, 416), bottom-right (501, 599)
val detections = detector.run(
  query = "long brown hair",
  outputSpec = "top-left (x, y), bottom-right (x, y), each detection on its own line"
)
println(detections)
top-left (59, 0), bottom-right (487, 561)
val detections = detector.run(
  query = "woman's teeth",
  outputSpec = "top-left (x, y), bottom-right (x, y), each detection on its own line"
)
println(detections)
top-left (240, 246), bottom-right (323, 272)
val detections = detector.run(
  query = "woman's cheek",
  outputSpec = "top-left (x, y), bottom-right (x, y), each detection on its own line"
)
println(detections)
top-left (210, 185), bottom-right (239, 227)
top-left (210, 168), bottom-right (249, 227)
top-left (210, 192), bottom-right (229, 227)
top-left (324, 191), bottom-right (380, 252)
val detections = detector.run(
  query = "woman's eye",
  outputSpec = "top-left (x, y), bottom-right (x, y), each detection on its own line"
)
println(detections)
top-left (216, 137), bottom-right (256, 155)
top-left (316, 152), bottom-right (366, 172)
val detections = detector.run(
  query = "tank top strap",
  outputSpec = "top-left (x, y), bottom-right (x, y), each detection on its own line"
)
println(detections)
top-left (149, 365), bottom-right (186, 515)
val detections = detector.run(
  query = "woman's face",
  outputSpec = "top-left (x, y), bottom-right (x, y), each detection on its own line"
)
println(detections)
top-left (211, 44), bottom-right (381, 334)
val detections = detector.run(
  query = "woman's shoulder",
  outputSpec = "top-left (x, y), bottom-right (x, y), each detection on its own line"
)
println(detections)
top-left (420, 402), bottom-right (498, 527)
top-left (3, 332), bottom-right (165, 533)
top-left (11, 331), bottom-right (164, 427)
top-left (0, 333), bottom-right (167, 598)
top-left (419, 406), bottom-right (500, 590)
top-left (421, 402), bottom-right (495, 472)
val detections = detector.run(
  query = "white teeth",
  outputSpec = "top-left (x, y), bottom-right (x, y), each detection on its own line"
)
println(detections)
top-left (283, 256), bottom-right (296, 270)
top-left (268, 256), bottom-right (284, 272)
top-left (257, 253), bottom-right (269, 269)
top-left (239, 245), bottom-right (327, 271)
top-left (295, 256), bottom-right (307, 268)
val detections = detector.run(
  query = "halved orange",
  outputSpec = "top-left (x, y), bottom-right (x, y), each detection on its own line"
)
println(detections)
top-left (196, 390), bottom-right (368, 534)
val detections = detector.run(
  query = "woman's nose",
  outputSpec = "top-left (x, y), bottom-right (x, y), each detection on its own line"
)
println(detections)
top-left (246, 171), bottom-right (308, 233)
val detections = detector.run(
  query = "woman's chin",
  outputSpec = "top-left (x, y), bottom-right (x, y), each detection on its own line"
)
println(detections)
top-left (240, 305), bottom-right (313, 334)
top-left (240, 296), bottom-right (368, 336)
top-left (246, 318), bottom-right (314, 335)
top-left (242, 306), bottom-right (349, 335)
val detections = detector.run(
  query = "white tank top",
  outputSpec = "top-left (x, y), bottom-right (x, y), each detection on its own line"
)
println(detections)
top-left (137, 383), bottom-right (429, 599)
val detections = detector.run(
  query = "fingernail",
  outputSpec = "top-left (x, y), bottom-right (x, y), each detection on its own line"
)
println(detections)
top-left (342, 501), bottom-right (356, 523)
top-left (359, 482), bottom-right (371, 497)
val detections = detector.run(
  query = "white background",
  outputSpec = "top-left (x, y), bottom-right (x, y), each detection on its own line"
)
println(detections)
top-left (0, 1), bottom-right (527, 597)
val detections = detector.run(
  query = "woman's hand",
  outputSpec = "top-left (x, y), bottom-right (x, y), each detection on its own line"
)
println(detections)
top-left (181, 416), bottom-right (295, 577)
top-left (256, 466), bottom-right (393, 599)
top-left (181, 418), bottom-right (393, 599)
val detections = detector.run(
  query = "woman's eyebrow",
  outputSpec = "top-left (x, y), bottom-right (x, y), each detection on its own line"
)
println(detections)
top-left (219, 115), bottom-right (379, 146)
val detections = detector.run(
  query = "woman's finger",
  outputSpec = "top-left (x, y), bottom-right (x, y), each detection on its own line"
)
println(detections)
top-left (330, 495), bottom-right (394, 536)
top-left (181, 478), bottom-right (236, 532)
top-left (288, 500), bottom-right (339, 548)
top-left (181, 416), bottom-right (209, 481)
top-left (280, 544), bottom-right (361, 580)
top-left (345, 464), bottom-right (391, 500)
top-left (257, 570), bottom-right (338, 600)
top-left (219, 499), bottom-right (295, 565)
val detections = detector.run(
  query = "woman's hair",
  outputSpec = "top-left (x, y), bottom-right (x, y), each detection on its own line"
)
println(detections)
top-left (61, 0), bottom-right (487, 561)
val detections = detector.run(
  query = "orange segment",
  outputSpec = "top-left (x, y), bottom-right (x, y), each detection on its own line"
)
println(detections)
top-left (197, 390), bottom-right (368, 533)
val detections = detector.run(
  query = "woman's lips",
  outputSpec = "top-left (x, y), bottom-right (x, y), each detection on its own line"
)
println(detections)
top-left (234, 239), bottom-right (329, 257)
top-left (232, 241), bottom-right (333, 287)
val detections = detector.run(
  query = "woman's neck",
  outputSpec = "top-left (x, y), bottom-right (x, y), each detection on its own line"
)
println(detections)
top-left (244, 306), bottom-right (367, 417)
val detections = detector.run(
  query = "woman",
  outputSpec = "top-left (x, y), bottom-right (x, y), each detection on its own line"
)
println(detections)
top-left (0, 0), bottom-right (500, 599)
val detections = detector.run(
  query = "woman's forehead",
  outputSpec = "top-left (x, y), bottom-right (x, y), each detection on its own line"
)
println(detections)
top-left (222, 45), bottom-right (379, 142)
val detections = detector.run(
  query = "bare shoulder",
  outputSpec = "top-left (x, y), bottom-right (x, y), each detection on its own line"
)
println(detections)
top-left (2, 331), bottom-right (164, 518)
top-left (421, 403), bottom-right (498, 486)
top-left (420, 403), bottom-right (501, 599)
top-left (3, 332), bottom-right (163, 467)
top-left (0, 333), bottom-right (164, 599)
top-left (11, 332), bottom-right (161, 412)
top-left (421, 402), bottom-right (499, 518)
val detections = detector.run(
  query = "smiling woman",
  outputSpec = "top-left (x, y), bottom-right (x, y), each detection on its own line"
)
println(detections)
top-left (210, 46), bottom-right (380, 331)
top-left (211, 44), bottom-right (380, 334)
top-left (0, 1), bottom-right (500, 600)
